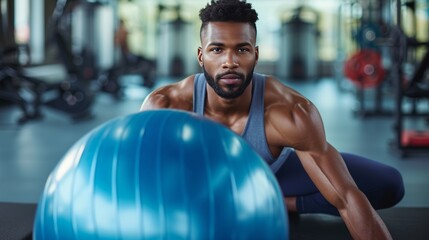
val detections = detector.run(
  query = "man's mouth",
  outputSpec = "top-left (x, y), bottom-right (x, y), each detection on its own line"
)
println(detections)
top-left (219, 74), bottom-right (242, 85)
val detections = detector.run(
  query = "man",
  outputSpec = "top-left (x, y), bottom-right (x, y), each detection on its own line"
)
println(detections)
top-left (114, 19), bottom-right (130, 65)
top-left (113, 18), bottom-right (156, 88)
top-left (141, 0), bottom-right (404, 239)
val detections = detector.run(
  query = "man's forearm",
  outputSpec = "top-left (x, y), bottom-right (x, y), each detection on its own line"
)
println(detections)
top-left (339, 190), bottom-right (392, 240)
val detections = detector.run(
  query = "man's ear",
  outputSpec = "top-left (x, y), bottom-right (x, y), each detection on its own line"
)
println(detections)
top-left (255, 46), bottom-right (259, 64)
top-left (197, 47), bottom-right (203, 67)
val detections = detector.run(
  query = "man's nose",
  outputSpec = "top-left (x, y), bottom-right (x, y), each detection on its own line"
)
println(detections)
top-left (222, 52), bottom-right (239, 68)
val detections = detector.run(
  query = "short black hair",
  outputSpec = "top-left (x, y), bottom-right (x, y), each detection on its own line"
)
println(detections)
top-left (199, 0), bottom-right (259, 38)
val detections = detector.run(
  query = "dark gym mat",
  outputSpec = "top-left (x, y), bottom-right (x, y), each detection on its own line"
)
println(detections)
top-left (290, 207), bottom-right (429, 240)
top-left (0, 202), bottom-right (36, 240)
top-left (0, 202), bottom-right (428, 240)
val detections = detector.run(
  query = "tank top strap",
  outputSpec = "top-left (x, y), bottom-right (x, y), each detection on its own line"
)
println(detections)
top-left (193, 73), bottom-right (206, 115)
top-left (241, 73), bottom-right (276, 164)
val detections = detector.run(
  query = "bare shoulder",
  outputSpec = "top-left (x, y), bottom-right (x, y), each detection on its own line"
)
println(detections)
top-left (263, 76), bottom-right (326, 151)
top-left (140, 75), bottom-right (195, 111)
top-left (263, 75), bottom-right (312, 111)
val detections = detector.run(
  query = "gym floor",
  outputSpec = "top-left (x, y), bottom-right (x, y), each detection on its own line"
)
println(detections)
top-left (1, 72), bottom-right (429, 239)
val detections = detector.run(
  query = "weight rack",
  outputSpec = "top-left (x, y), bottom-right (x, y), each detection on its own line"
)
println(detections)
top-left (392, 0), bottom-right (429, 157)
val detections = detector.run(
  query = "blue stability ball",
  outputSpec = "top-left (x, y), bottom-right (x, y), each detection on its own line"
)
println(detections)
top-left (33, 110), bottom-right (288, 239)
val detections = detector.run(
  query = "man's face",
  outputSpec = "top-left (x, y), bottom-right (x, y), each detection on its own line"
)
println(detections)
top-left (198, 22), bottom-right (259, 99)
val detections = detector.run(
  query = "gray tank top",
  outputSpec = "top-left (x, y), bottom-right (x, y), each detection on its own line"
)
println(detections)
top-left (193, 73), bottom-right (291, 172)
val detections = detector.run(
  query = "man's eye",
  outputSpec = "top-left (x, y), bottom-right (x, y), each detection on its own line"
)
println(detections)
top-left (238, 48), bottom-right (249, 53)
top-left (211, 47), bottom-right (222, 53)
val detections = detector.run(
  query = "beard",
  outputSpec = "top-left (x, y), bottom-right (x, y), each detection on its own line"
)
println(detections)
top-left (202, 66), bottom-right (255, 99)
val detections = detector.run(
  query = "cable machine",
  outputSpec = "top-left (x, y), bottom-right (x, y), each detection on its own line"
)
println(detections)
top-left (277, 6), bottom-right (320, 80)
top-left (156, 4), bottom-right (198, 78)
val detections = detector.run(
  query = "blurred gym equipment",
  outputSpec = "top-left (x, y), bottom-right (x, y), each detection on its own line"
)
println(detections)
top-left (344, 48), bottom-right (386, 88)
top-left (277, 6), bottom-right (320, 80)
top-left (340, 0), bottom-right (395, 117)
top-left (390, 0), bottom-right (429, 157)
top-left (155, 4), bottom-right (198, 78)
top-left (0, 45), bottom-right (93, 124)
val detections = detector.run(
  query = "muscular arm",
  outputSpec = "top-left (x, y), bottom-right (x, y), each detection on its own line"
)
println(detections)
top-left (140, 90), bottom-right (170, 110)
top-left (268, 101), bottom-right (392, 239)
top-left (140, 76), bottom-right (194, 111)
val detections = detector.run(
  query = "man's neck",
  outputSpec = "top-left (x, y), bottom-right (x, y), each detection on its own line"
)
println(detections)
top-left (203, 82), bottom-right (253, 134)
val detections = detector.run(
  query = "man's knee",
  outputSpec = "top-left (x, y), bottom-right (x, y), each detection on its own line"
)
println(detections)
top-left (367, 165), bottom-right (405, 209)
top-left (383, 166), bottom-right (405, 207)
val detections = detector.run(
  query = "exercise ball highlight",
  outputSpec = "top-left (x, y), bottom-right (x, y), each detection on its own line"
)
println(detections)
top-left (33, 109), bottom-right (288, 239)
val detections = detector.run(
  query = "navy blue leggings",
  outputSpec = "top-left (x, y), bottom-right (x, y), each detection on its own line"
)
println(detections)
top-left (275, 152), bottom-right (405, 216)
